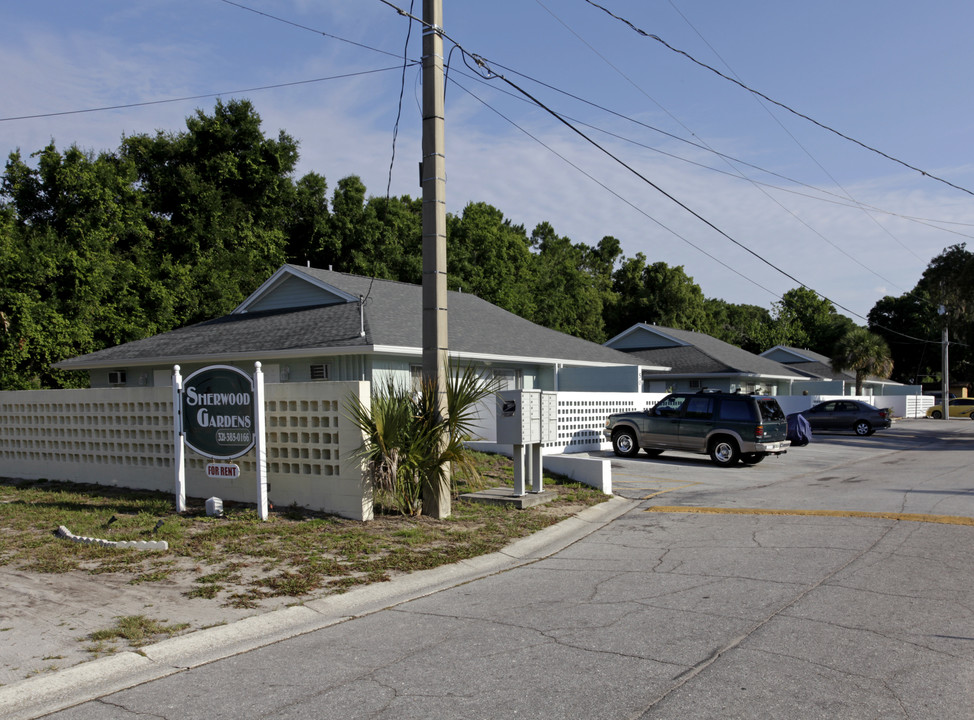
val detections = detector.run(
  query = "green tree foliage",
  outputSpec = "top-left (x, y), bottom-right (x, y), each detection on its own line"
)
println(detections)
top-left (868, 290), bottom-right (939, 384)
top-left (771, 287), bottom-right (855, 356)
top-left (528, 222), bottom-right (608, 342)
top-left (831, 327), bottom-right (894, 395)
top-left (703, 299), bottom-right (776, 354)
top-left (447, 202), bottom-right (535, 319)
top-left (120, 99), bottom-right (304, 324)
top-left (9, 96), bottom-right (953, 394)
top-left (606, 254), bottom-right (708, 336)
top-left (0, 145), bottom-right (158, 388)
top-left (1, 100), bottom-right (330, 389)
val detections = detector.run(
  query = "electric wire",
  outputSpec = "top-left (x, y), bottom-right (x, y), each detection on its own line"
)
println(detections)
top-left (661, 0), bottom-right (923, 263)
top-left (448, 73), bottom-right (782, 301)
top-left (536, 0), bottom-right (908, 293)
top-left (457, 61), bottom-right (974, 237)
top-left (218, 0), bottom-right (405, 60)
top-left (372, 1), bottom-right (948, 346)
top-left (0, 68), bottom-right (411, 122)
top-left (386, 0), bottom-right (415, 198)
top-left (582, 0), bottom-right (974, 199)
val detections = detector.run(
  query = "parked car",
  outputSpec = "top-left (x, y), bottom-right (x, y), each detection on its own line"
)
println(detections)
top-left (603, 390), bottom-right (790, 467)
top-left (800, 400), bottom-right (892, 436)
top-left (926, 397), bottom-right (974, 419)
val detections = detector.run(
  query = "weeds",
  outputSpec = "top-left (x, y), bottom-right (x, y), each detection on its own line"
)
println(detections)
top-left (0, 452), bottom-right (608, 607)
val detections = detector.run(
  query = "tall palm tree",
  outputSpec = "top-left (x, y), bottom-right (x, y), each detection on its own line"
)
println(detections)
top-left (831, 327), bottom-right (894, 395)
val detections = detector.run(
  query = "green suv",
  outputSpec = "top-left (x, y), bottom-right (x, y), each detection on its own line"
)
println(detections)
top-left (603, 391), bottom-right (790, 467)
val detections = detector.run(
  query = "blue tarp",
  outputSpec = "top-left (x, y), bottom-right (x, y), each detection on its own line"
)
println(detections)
top-left (787, 412), bottom-right (812, 446)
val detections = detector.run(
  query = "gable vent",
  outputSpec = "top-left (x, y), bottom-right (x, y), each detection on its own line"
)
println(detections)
top-left (310, 364), bottom-right (329, 381)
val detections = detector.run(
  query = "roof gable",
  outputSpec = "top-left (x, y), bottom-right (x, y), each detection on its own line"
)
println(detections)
top-left (610, 325), bottom-right (804, 379)
top-left (235, 265), bottom-right (357, 314)
top-left (604, 323), bottom-right (688, 350)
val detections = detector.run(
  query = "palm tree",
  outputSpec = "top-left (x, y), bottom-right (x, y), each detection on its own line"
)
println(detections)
top-left (345, 364), bottom-right (501, 517)
top-left (831, 327), bottom-right (894, 395)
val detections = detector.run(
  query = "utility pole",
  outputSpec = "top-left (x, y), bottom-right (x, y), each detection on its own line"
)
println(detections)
top-left (421, 0), bottom-right (450, 517)
top-left (941, 307), bottom-right (950, 421)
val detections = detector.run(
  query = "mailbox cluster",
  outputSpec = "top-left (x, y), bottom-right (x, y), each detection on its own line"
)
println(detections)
top-left (496, 390), bottom-right (558, 496)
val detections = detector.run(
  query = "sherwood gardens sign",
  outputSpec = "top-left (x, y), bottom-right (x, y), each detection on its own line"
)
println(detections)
top-left (180, 365), bottom-right (256, 458)
top-left (173, 363), bottom-right (270, 520)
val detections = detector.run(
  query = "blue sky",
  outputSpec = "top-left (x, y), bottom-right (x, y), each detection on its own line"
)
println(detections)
top-left (4, 1), bottom-right (974, 324)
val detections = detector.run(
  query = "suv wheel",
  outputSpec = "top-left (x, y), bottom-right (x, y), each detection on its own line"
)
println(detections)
top-left (854, 420), bottom-right (873, 436)
top-left (612, 428), bottom-right (640, 458)
top-left (709, 437), bottom-right (740, 467)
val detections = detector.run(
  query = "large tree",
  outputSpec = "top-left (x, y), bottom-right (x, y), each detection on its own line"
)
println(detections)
top-left (772, 287), bottom-right (855, 357)
top-left (606, 254), bottom-right (708, 336)
top-left (120, 98), bottom-right (302, 324)
top-left (1, 144), bottom-right (158, 388)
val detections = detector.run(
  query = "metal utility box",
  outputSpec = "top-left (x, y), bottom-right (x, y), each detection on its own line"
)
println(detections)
top-left (496, 390), bottom-right (541, 445)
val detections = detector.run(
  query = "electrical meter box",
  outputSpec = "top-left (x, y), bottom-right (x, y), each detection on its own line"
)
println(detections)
top-left (497, 390), bottom-right (541, 445)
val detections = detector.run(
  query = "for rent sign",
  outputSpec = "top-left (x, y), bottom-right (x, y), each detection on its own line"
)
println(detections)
top-left (180, 365), bottom-right (256, 459)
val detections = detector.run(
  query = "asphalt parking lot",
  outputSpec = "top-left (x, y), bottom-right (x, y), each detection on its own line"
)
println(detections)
top-left (600, 418), bottom-right (974, 518)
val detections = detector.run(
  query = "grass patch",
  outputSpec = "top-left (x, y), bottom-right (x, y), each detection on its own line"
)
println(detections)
top-left (82, 615), bottom-right (190, 651)
top-left (0, 452), bottom-right (608, 607)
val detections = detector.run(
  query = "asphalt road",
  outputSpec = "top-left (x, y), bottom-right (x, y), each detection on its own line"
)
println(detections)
top-left (13, 419), bottom-right (974, 719)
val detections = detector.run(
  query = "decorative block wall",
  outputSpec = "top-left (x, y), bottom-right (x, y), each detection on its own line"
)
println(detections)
top-left (0, 381), bottom-right (371, 520)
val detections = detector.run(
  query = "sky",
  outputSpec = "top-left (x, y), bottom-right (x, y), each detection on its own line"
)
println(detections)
top-left (4, 0), bottom-right (974, 325)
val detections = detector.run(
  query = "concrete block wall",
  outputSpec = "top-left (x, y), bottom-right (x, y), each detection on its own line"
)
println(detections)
top-left (0, 381), bottom-right (371, 521)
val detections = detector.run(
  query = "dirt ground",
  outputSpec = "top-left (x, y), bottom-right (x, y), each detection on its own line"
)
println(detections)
top-left (0, 559), bottom-right (299, 687)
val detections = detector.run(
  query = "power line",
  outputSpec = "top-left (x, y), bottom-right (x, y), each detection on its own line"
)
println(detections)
top-left (0, 68), bottom-right (410, 123)
top-left (460, 61), bottom-right (974, 238)
top-left (536, 0), bottom-right (908, 293)
top-left (372, 0), bottom-right (948, 346)
top-left (582, 0), bottom-right (974, 199)
top-left (218, 0), bottom-right (405, 60)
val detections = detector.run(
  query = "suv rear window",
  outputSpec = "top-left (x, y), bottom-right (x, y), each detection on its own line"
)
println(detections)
top-left (718, 398), bottom-right (756, 422)
top-left (757, 399), bottom-right (785, 421)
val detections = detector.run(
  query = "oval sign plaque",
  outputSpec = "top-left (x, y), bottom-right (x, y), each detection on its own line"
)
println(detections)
top-left (180, 365), bottom-right (255, 459)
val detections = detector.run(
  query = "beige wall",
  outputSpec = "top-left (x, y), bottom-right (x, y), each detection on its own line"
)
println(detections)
top-left (0, 381), bottom-right (372, 521)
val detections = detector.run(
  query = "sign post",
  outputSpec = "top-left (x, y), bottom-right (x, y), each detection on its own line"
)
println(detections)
top-left (253, 362), bottom-right (269, 521)
top-left (173, 365), bottom-right (186, 513)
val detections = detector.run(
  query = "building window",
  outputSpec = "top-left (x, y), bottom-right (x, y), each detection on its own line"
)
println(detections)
top-left (310, 364), bottom-right (329, 380)
top-left (108, 371), bottom-right (126, 385)
top-left (492, 368), bottom-right (522, 391)
top-left (688, 379), bottom-right (701, 389)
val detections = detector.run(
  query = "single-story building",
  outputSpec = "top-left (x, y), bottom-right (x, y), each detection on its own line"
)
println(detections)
top-left (604, 323), bottom-right (806, 395)
top-left (56, 264), bottom-right (659, 394)
top-left (759, 345), bottom-right (908, 396)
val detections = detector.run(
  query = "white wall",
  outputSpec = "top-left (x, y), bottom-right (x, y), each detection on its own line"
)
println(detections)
top-left (0, 381), bottom-right (372, 520)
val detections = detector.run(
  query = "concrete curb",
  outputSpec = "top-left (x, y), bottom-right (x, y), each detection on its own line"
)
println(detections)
top-left (0, 496), bottom-right (637, 720)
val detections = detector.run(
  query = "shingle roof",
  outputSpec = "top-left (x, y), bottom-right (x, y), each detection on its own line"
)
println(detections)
top-left (614, 325), bottom-right (805, 379)
top-left (56, 265), bottom-right (642, 369)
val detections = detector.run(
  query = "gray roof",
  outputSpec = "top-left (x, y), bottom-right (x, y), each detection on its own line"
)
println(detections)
top-left (56, 265), bottom-right (641, 370)
top-left (614, 325), bottom-right (805, 379)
